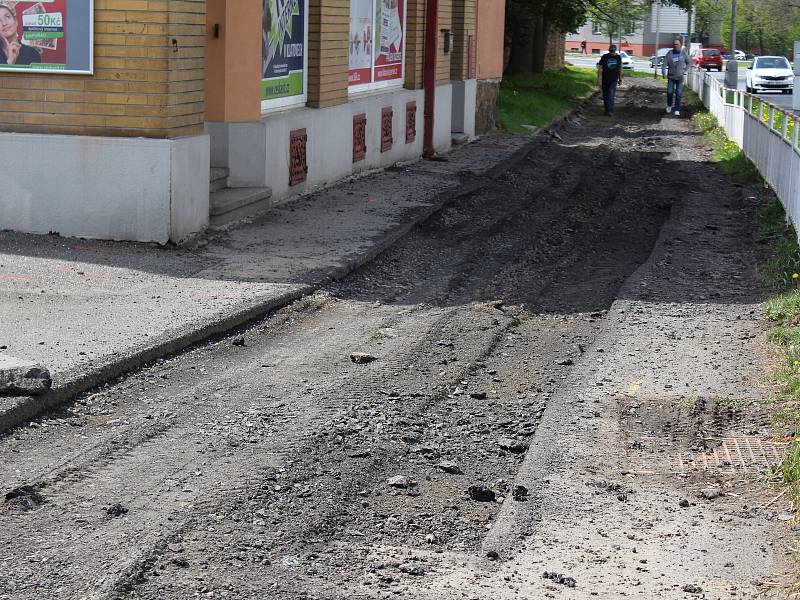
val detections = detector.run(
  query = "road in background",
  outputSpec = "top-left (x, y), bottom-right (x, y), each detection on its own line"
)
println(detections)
top-left (567, 53), bottom-right (653, 73)
top-left (567, 54), bottom-right (797, 114)
top-left (709, 69), bottom-right (797, 113)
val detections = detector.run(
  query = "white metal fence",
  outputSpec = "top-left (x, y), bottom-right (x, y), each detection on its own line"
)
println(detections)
top-left (688, 69), bottom-right (800, 231)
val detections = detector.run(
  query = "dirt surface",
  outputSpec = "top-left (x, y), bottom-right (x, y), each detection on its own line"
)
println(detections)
top-left (0, 81), bottom-right (794, 599)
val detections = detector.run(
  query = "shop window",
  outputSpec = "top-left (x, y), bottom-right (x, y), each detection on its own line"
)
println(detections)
top-left (261, 0), bottom-right (309, 112)
top-left (349, 0), bottom-right (406, 93)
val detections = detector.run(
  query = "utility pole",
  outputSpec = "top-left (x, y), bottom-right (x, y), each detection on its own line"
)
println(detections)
top-left (724, 0), bottom-right (738, 88)
top-left (653, 0), bottom-right (660, 79)
top-left (686, 4), bottom-right (693, 50)
top-left (794, 41), bottom-right (800, 111)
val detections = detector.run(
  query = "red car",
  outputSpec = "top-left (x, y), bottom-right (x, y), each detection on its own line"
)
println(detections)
top-left (691, 48), bottom-right (723, 71)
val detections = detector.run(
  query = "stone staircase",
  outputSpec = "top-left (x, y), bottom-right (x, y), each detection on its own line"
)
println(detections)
top-left (209, 168), bottom-right (272, 227)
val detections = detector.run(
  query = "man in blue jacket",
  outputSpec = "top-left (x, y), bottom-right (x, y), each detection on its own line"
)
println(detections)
top-left (662, 39), bottom-right (690, 116)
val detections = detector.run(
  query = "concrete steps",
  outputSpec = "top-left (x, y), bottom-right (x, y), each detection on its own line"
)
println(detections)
top-left (210, 167), bottom-right (229, 193)
top-left (209, 183), bottom-right (273, 227)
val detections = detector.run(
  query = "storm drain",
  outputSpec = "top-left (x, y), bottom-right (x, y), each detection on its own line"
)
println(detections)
top-left (630, 435), bottom-right (787, 476)
top-left (683, 435), bottom-right (787, 474)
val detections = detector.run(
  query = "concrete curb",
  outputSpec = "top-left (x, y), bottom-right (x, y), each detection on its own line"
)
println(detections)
top-left (0, 97), bottom-right (597, 436)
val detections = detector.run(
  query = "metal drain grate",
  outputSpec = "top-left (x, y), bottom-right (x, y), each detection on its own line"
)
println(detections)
top-left (631, 436), bottom-right (788, 475)
top-left (685, 436), bottom-right (787, 473)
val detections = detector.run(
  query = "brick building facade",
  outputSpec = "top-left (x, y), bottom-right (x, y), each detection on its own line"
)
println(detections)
top-left (0, 0), bottom-right (505, 244)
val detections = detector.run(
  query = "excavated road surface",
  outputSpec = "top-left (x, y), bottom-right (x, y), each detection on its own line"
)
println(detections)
top-left (0, 82), bottom-right (792, 599)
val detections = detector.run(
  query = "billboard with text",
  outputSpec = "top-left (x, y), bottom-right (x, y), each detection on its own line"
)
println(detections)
top-left (0, 0), bottom-right (93, 74)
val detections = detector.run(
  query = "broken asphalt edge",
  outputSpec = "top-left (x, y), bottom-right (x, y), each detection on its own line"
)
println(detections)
top-left (0, 95), bottom-right (598, 437)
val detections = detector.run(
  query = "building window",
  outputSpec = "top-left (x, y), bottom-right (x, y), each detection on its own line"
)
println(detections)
top-left (349, 0), bottom-right (406, 92)
top-left (592, 21), bottom-right (603, 35)
top-left (261, 0), bottom-right (309, 112)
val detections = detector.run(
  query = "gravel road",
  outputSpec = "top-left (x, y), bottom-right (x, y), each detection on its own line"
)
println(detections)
top-left (0, 81), bottom-right (793, 599)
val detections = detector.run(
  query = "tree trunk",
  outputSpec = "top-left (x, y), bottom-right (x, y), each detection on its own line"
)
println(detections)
top-left (507, 13), bottom-right (534, 75)
top-left (531, 14), bottom-right (547, 73)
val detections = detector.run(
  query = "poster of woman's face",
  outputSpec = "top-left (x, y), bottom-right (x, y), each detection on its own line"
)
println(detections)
top-left (0, 0), bottom-right (93, 74)
top-left (0, 4), bottom-right (27, 64)
top-left (0, 1), bottom-right (70, 68)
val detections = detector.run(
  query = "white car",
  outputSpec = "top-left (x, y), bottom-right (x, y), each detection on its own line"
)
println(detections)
top-left (746, 56), bottom-right (794, 94)
top-left (734, 50), bottom-right (747, 60)
top-left (597, 50), bottom-right (633, 69)
top-left (649, 48), bottom-right (672, 68)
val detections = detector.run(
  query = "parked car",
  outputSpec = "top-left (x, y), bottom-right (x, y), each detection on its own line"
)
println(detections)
top-left (649, 48), bottom-right (671, 68)
top-left (595, 50), bottom-right (633, 69)
top-left (718, 50), bottom-right (746, 61)
top-left (745, 56), bottom-right (794, 94)
top-left (691, 48), bottom-right (723, 71)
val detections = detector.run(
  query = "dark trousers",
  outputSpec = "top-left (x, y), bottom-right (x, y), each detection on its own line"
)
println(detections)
top-left (602, 80), bottom-right (618, 114)
top-left (667, 78), bottom-right (683, 111)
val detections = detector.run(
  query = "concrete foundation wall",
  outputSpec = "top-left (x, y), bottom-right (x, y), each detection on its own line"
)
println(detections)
top-left (223, 84), bottom-right (454, 200)
top-left (434, 84), bottom-right (454, 150)
top-left (0, 132), bottom-right (209, 244)
top-left (451, 79), bottom-right (477, 137)
top-left (206, 121), bottom-right (230, 168)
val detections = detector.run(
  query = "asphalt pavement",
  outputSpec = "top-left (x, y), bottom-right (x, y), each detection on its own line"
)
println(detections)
top-left (0, 81), bottom-right (791, 599)
top-left (0, 133), bottom-right (532, 432)
top-left (708, 69), bottom-right (797, 113)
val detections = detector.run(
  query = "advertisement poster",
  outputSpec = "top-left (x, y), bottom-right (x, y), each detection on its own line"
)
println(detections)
top-left (373, 0), bottom-right (403, 82)
top-left (348, 0), bottom-right (373, 86)
top-left (262, 0), bottom-right (306, 103)
top-left (0, 0), bottom-right (93, 74)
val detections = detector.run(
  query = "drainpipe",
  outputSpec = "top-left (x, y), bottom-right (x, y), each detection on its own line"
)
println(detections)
top-left (423, 0), bottom-right (439, 157)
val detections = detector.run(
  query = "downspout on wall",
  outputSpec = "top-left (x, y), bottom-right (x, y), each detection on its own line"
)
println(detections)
top-left (423, 0), bottom-right (439, 157)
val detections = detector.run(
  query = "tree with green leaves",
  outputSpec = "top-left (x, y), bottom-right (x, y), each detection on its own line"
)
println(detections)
top-left (720, 0), bottom-right (799, 55)
top-left (506, 0), bottom-right (586, 74)
top-left (587, 0), bottom-right (651, 47)
top-left (693, 0), bottom-right (726, 46)
top-left (505, 0), bottom-right (694, 76)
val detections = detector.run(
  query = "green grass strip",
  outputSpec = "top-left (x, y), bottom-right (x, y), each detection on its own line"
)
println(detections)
top-left (691, 91), bottom-right (800, 514)
top-left (498, 66), bottom-right (597, 133)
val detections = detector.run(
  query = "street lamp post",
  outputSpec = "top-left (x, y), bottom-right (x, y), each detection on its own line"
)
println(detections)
top-left (794, 41), bottom-right (800, 110)
top-left (724, 0), bottom-right (738, 88)
top-left (653, 1), bottom-right (660, 79)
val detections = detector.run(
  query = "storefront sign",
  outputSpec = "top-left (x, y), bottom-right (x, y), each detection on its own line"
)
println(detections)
top-left (262, 0), bottom-right (307, 106)
top-left (0, 0), bottom-right (93, 74)
top-left (374, 0), bottom-right (403, 82)
top-left (349, 0), bottom-right (405, 89)
top-left (348, 0), bottom-right (373, 86)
